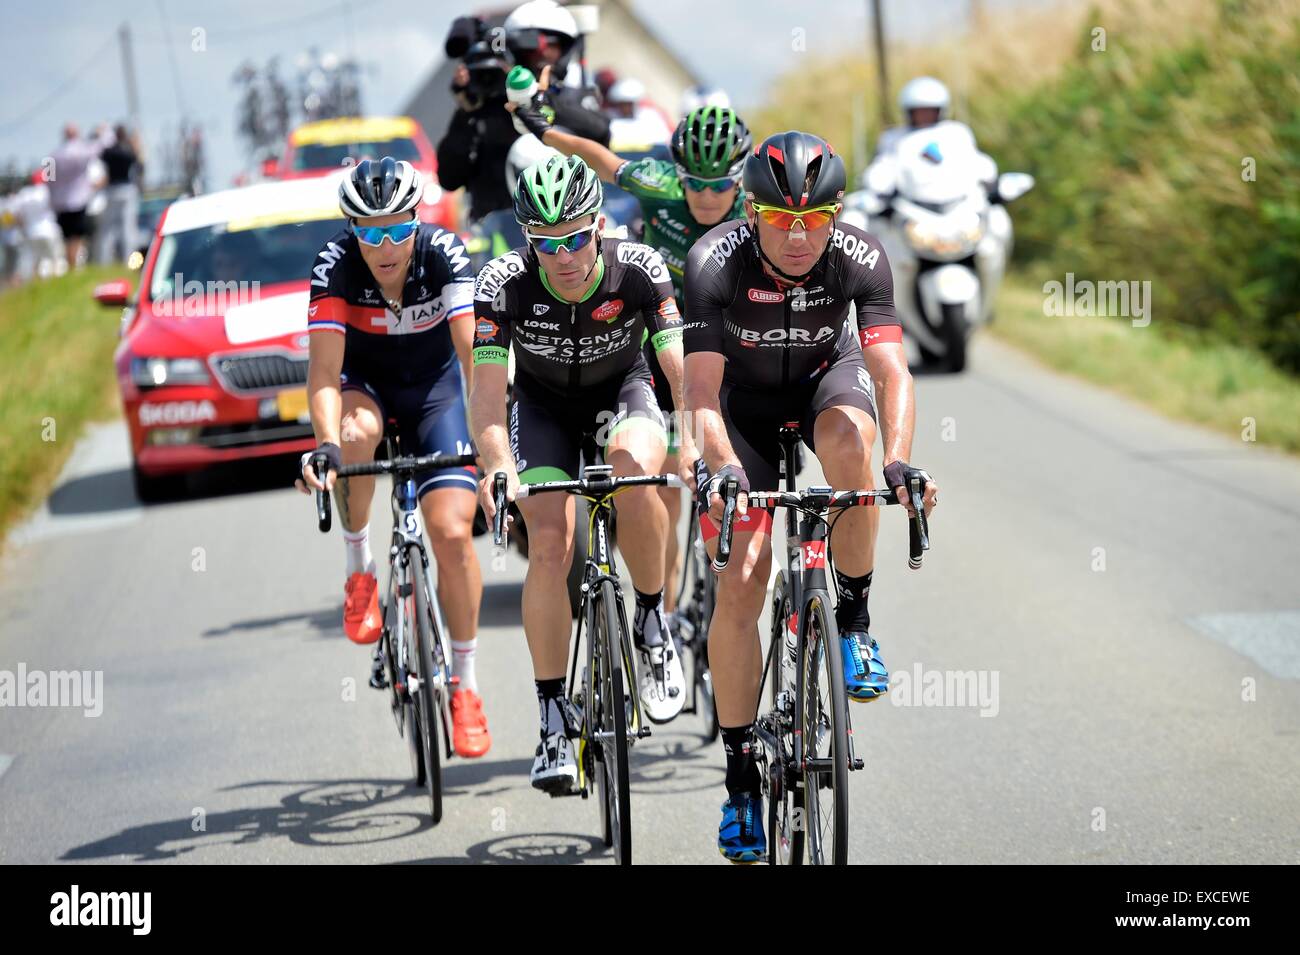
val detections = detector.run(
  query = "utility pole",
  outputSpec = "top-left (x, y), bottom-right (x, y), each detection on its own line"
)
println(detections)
top-left (118, 22), bottom-right (141, 130)
top-left (869, 0), bottom-right (890, 128)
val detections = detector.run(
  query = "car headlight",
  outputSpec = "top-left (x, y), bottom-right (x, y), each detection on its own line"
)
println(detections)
top-left (130, 357), bottom-right (211, 388)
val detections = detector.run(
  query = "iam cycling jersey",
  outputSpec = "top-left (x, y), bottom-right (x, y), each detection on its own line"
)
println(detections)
top-left (307, 223), bottom-right (474, 384)
top-left (683, 218), bottom-right (900, 391)
top-left (614, 157), bottom-right (745, 303)
top-left (472, 237), bottom-right (683, 394)
top-left (306, 223), bottom-right (477, 497)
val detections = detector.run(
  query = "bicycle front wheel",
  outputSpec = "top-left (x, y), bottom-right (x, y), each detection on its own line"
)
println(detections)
top-left (766, 570), bottom-right (803, 865)
top-left (798, 594), bottom-right (849, 864)
top-left (593, 578), bottom-right (632, 865)
top-left (409, 544), bottom-right (443, 826)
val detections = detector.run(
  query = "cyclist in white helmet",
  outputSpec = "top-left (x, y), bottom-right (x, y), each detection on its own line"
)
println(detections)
top-left (298, 157), bottom-right (493, 760)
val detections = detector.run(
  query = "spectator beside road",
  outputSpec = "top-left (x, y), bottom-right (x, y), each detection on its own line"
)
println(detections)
top-left (1, 191), bottom-right (22, 288)
top-left (12, 171), bottom-right (65, 281)
top-left (95, 125), bottom-right (144, 263)
top-left (47, 122), bottom-right (113, 269)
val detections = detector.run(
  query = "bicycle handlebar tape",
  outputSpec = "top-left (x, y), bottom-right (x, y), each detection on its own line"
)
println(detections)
top-left (312, 453), bottom-right (333, 534)
top-left (492, 472), bottom-right (508, 547)
top-left (712, 475), bottom-right (739, 573)
top-left (908, 475), bottom-right (927, 570)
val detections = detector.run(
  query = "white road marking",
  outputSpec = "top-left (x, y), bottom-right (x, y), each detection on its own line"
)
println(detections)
top-left (1186, 611), bottom-right (1300, 679)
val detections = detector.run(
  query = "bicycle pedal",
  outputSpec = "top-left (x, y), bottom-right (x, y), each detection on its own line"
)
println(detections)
top-left (369, 670), bottom-right (388, 690)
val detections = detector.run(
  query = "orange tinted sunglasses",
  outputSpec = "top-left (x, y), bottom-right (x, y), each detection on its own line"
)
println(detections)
top-left (751, 201), bottom-right (842, 231)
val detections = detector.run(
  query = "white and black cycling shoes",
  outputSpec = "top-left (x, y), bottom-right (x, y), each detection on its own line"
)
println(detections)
top-left (531, 731), bottom-right (579, 794)
top-left (636, 637), bottom-right (686, 724)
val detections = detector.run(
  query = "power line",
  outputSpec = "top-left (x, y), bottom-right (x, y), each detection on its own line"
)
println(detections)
top-left (154, 0), bottom-right (188, 118)
top-left (0, 34), bottom-right (117, 136)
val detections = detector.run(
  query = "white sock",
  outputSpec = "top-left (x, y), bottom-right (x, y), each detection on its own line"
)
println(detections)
top-left (342, 524), bottom-right (374, 576)
top-left (451, 640), bottom-right (477, 693)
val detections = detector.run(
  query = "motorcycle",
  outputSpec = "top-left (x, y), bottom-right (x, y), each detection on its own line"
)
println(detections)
top-left (842, 130), bottom-right (1033, 372)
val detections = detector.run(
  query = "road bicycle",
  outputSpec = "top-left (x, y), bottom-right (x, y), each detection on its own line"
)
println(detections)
top-left (311, 438), bottom-right (476, 825)
top-left (713, 422), bottom-right (930, 864)
top-left (494, 464), bottom-right (683, 865)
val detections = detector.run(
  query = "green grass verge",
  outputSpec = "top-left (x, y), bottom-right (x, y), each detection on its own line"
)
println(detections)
top-left (992, 275), bottom-right (1300, 453)
top-left (0, 267), bottom-right (126, 542)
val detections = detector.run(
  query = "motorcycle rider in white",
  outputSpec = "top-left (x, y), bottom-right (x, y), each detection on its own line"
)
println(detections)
top-left (845, 76), bottom-right (1032, 370)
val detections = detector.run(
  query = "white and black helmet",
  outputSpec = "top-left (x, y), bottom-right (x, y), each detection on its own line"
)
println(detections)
top-left (338, 157), bottom-right (424, 219)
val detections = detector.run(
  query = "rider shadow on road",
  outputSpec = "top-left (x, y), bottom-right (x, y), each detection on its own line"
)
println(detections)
top-left (201, 605), bottom-right (340, 640)
top-left (478, 581), bottom-right (525, 628)
top-left (60, 777), bottom-right (433, 863)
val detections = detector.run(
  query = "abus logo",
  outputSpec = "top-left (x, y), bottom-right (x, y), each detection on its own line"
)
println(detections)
top-left (592, 298), bottom-right (624, 323)
top-left (139, 400), bottom-right (216, 426)
top-left (748, 288), bottom-right (783, 304)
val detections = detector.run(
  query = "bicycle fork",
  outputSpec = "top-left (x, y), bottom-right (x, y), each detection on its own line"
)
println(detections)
top-left (784, 511), bottom-right (865, 777)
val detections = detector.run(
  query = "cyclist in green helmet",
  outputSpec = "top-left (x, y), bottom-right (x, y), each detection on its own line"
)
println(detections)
top-left (471, 154), bottom-right (698, 790)
top-left (512, 95), bottom-right (751, 636)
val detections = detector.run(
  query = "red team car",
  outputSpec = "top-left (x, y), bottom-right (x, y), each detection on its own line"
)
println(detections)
top-left (97, 174), bottom-right (352, 500)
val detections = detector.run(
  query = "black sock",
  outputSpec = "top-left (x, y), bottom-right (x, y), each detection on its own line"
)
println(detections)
top-left (536, 678), bottom-right (566, 737)
top-left (834, 570), bottom-right (873, 634)
top-left (633, 589), bottom-right (664, 648)
top-left (721, 724), bottom-right (761, 797)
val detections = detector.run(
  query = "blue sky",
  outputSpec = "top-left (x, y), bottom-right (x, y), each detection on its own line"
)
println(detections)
top-left (0, 0), bottom-right (1043, 189)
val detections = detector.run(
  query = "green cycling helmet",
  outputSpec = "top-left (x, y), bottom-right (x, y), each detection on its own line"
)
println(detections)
top-left (513, 154), bottom-right (604, 227)
top-left (671, 106), bottom-right (752, 180)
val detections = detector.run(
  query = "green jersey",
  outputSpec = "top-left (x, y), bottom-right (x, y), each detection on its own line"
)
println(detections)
top-left (614, 157), bottom-right (745, 303)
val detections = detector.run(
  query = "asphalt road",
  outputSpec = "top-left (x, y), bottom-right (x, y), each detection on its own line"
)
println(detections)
top-left (2, 335), bottom-right (1297, 864)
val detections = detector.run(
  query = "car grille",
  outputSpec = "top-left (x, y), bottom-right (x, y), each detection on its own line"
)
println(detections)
top-left (211, 353), bottom-right (308, 394)
top-left (197, 422), bottom-right (314, 449)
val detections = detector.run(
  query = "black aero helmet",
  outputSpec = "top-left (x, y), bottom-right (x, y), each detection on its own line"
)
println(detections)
top-left (338, 157), bottom-right (424, 218)
top-left (742, 131), bottom-right (845, 209)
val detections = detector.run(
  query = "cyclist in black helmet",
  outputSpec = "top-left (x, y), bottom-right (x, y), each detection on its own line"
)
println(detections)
top-left (683, 131), bottom-right (939, 861)
top-left (513, 96), bottom-right (752, 656)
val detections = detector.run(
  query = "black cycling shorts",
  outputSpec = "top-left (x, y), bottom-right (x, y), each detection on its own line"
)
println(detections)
top-left (510, 358), bottom-right (666, 483)
top-left (340, 360), bottom-right (477, 498)
top-left (720, 352), bottom-right (877, 492)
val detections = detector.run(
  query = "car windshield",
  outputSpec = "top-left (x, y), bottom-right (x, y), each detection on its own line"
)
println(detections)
top-left (292, 138), bottom-right (421, 170)
top-left (148, 216), bottom-right (345, 303)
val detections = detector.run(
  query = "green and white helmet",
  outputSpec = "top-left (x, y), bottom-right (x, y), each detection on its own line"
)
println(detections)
top-left (513, 154), bottom-right (604, 227)
top-left (671, 106), bottom-right (752, 179)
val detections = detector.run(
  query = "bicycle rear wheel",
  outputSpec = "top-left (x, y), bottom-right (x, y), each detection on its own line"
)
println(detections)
top-left (593, 578), bottom-right (631, 865)
top-left (409, 544), bottom-right (443, 826)
top-left (765, 570), bottom-right (803, 865)
top-left (799, 595), bottom-right (849, 864)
